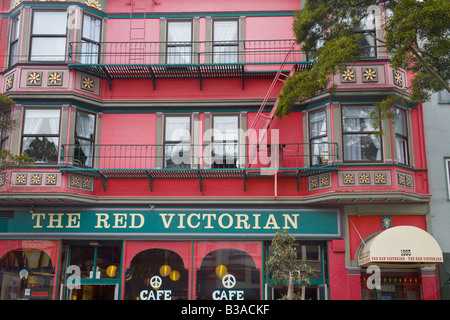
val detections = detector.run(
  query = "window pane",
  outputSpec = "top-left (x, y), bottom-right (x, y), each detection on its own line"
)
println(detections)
top-left (69, 245), bottom-right (96, 279)
top-left (311, 137), bottom-right (329, 166)
top-left (359, 32), bottom-right (376, 57)
top-left (31, 37), bottom-right (66, 61)
top-left (395, 108), bottom-right (408, 136)
top-left (213, 116), bottom-right (238, 141)
top-left (165, 117), bottom-right (190, 141)
top-left (33, 11), bottom-right (67, 35)
top-left (24, 109), bottom-right (60, 135)
top-left (396, 136), bottom-right (409, 165)
top-left (83, 15), bottom-right (101, 41)
top-left (214, 20), bottom-right (238, 42)
top-left (76, 111), bottom-right (95, 140)
top-left (22, 137), bottom-right (59, 163)
top-left (11, 15), bottom-right (20, 41)
top-left (196, 249), bottom-right (260, 300)
top-left (342, 106), bottom-right (377, 132)
top-left (125, 249), bottom-right (189, 300)
top-left (310, 109), bottom-right (327, 138)
top-left (0, 249), bottom-right (54, 300)
top-left (165, 144), bottom-right (191, 168)
top-left (9, 41), bottom-right (19, 66)
top-left (343, 134), bottom-right (381, 161)
top-left (167, 22), bottom-right (191, 42)
top-left (167, 46), bottom-right (192, 64)
top-left (96, 245), bottom-right (121, 279)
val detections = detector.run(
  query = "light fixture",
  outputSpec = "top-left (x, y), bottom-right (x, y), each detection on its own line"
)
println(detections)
top-left (29, 205), bottom-right (35, 214)
top-left (149, 204), bottom-right (156, 210)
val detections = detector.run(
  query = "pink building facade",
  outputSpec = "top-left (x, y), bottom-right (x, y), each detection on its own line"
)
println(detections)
top-left (0, 0), bottom-right (443, 300)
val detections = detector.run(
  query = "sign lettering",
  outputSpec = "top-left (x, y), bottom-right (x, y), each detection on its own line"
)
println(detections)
top-left (1, 209), bottom-right (341, 238)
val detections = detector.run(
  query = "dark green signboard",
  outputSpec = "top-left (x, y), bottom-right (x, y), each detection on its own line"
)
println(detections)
top-left (0, 208), bottom-right (341, 239)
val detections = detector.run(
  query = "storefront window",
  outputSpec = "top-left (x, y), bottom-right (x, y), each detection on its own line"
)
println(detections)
top-left (125, 249), bottom-right (188, 300)
top-left (196, 248), bottom-right (260, 300)
top-left (0, 249), bottom-right (54, 300)
top-left (361, 272), bottom-right (422, 300)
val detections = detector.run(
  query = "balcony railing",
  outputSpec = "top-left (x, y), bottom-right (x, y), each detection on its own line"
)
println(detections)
top-left (60, 143), bottom-right (339, 191)
top-left (67, 40), bottom-right (312, 88)
top-left (68, 40), bottom-right (303, 66)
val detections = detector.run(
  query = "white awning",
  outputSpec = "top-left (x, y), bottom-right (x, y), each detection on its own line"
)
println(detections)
top-left (358, 226), bottom-right (443, 267)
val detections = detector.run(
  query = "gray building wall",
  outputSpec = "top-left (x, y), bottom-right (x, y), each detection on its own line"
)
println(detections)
top-left (423, 90), bottom-right (450, 300)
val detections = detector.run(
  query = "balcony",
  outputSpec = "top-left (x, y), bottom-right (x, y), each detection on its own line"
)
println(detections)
top-left (67, 40), bottom-right (312, 89)
top-left (59, 142), bottom-right (339, 191)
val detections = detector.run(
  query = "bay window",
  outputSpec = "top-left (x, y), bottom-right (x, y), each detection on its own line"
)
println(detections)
top-left (342, 106), bottom-right (382, 162)
top-left (74, 111), bottom-right (96, 168)
top-left (22, 109), bottom-right (61, 163)
top-left (395, 107), bottom-right (409, 165)
top-left (81, 14), bottom-right (102, 64)
top-left (30, 11), bottom-right (67, 61)
top-left (309, 108), bottom-right (328, 166)
top-left (355, 10), bottom-right (376, 58)
top-left (9, 14), bottom-right (20, 66)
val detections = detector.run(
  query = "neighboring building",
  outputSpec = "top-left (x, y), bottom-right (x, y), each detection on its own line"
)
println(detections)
top-left (424, 90), bottom-right (450, 300)
top-left (0, 0), bottom-right (443, 300)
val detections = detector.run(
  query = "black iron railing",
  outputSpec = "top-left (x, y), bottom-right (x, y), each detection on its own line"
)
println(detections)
top-left (68, 40), bottom-right (304, 66)
top-left (60, 142), bottom-right (339, 171)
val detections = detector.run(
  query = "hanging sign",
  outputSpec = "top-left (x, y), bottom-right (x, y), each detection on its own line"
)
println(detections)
top-left (0, 208), bottom-right (340, 238)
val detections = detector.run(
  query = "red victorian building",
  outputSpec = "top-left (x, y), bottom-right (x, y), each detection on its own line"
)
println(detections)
top-left (0, 0), bottom-right (443, 300)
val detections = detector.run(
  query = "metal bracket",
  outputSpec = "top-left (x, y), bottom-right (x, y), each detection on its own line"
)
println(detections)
top-left (146, 171), bottom-right (154, 191)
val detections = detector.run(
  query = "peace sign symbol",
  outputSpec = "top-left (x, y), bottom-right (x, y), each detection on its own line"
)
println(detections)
top-left (222, 274), bottom-right (236, 289)
top-left (150, 275), bottom-right (162, 289)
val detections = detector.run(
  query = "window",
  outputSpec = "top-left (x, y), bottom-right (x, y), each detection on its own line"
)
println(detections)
top-left (81, 14), bottom-right (101, 64)
top-left (196, 248), bottom-right (260, 300)
top-left (74, 111), bottom-right (96, 167)
top-left (30, 11), bottom-right (67, 61)
top-left (9, 14), bottom-right (20, 66)
top-left (342, 106), bottom-right (382, 162)
top-left (446, 158), bottom-right (450, 199)
top-left (309, 108), bottom-right (328, 166)
top-left (0, 110), bottom-right (12, 151)
top-left (361, 272), bottom-right (422, 300)
top-left (22, 108), bottom-right (61, 163)
top-left (164, 116), bottom-right (191, 168)
top-left (167, 21), bottom-right (192, 64)
top-left (355, 11), bottom-right (376, 58)
top-left (211, 115), bottom-right (239, 168)
top-left (125, 249), bottom-right (189, 300)
top-left (395, 108), bottom-right (409, 165)
top-left (213, 20), bottom-right (238, 63)
top-left (0, 249), bottom-right (55, 300)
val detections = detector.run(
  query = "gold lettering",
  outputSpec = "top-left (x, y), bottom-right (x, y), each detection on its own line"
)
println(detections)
top-left (95, 213), bottom-right (110, 228)
top-left (263, 214), bottom-right (279, 229)
top-left (160, 213), bottom-right (175, 228)
top-left (283, 214), bottom-right (298, 229)
top-left (178, 213), bottom-right (186, 229)
top-left (47, 213), bottom-right (64, 228)
top-left (202, 213), bottom-right (216, 229)
top-left (218, 213), bottom-right (233, 229)
top-left (113, 213), bottom-right (127, 228)
top-left (235, 214), bottom-right (250, 229)
top-left (253, 214), bottom-right (261, 229)
top-left (130, 213), bottom-right (144, 228)
top-left (31, 213), bottom-right (45, 228)
top-left (187, 213), bottom-right (200, 228)
top-left (66, 213), bottom-right (81, 228)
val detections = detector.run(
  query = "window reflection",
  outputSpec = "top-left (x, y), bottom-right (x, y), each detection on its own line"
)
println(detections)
top-left (196, 249), bottom-right (260, 300)
top-left (0, 249), bottom-right (54, 300)
top-left (125, 249), bottom-right (188, 300)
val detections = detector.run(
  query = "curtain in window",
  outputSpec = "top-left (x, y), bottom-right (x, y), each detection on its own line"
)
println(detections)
top-left (75, 112), bottom-right (95, 167)
top-left (167, 22), bottom-right (192, 64)
top-left (81, 15), bottom-right (101, 64)
top-left (213, 21), bottom-right (238, 63)
top-left (343, 107), bottom-right (381, 161)
top-left (212, 116), bottom-right (238, 166)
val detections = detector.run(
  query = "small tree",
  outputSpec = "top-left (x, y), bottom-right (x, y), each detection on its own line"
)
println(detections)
top-left (266, 229), bottom-right (313, 300)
